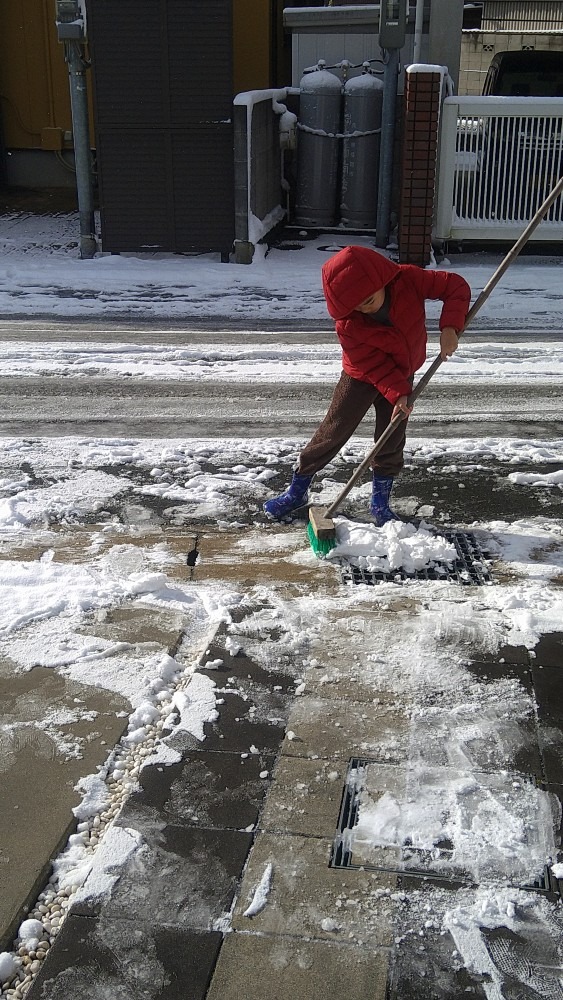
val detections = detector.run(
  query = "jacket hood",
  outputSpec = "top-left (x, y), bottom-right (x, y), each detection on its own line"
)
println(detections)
top-left (321, 246), bottom-right (401, 320)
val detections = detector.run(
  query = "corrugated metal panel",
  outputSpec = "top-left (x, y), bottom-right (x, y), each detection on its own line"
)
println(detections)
top-left (87, 0), bottom-right (234, 254)
top-left (483, 1), bottom-right (563, 31)
top-left (96, 126), bottom-right (234, 252)
top-left (167, 1), bottom-right (233, 123)
top-left (96, 130), bottom-right (174, 251)
top-left (172, 127), bottom-right (235, 250)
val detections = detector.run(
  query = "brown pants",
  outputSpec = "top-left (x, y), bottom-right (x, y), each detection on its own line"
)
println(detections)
top-left (298, 371), bottom-right (410, 479)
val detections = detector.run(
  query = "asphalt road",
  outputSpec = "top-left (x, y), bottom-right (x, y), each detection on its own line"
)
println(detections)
top-left (0, 320), bottom-right (560, 439)
top-left (0, 376), bottom-right (561, 439)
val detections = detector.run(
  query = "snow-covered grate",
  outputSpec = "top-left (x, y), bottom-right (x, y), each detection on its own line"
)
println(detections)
top-left (339, 530), bottom-right (492, 587)
top-left (330, 758), bottom-right (562, 899)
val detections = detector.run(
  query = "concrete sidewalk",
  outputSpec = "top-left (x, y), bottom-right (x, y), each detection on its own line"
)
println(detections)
top-left (0, 519), bottom-right (557, 1000)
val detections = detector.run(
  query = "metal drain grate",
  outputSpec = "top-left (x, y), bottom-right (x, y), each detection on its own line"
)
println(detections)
top-left (340, 530), bottom-right (493, 587)
top-left (330, 758), bottom-right (562, 899)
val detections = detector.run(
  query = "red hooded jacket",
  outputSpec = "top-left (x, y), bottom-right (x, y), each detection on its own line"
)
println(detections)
top-left (322, 246), bottom-right (471, 405)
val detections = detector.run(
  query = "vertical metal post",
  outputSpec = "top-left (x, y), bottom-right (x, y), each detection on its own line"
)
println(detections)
top-left (66, 40), bottom-right (97, 259)
top-left (375, 47), bottom-right (399, 249)
top-left (428, 0), bottom-right (464, 92)
top-left (56, 2), bottom-right (97, 259)
top-left (413, 0), bottom-right (424, 63)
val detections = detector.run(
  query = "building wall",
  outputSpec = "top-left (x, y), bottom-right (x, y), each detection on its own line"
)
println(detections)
top-left (233, 0), bottom-right (272, 92)
top-left (0, 1), bottom-right (280, 155)
top-left (0, 0), bottom-right (72, 151)
top-left (459, 29), bottom-right (563, 94)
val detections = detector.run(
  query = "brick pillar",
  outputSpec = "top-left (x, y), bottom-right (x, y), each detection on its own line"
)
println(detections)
top-left (398, 66), bottom-right (443, 266)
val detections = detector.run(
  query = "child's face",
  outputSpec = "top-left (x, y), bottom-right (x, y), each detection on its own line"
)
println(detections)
top-left (356, 287), bottom-right (385, 314)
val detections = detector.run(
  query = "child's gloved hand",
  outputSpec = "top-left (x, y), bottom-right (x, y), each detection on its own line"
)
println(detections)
top-left (440, 327), bottom-right (459, 359)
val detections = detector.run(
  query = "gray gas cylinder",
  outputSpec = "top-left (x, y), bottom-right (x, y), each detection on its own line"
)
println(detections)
top-left (295, 63), bottom-right (342, 227)
top-left (340, 70), bottom-right (384, 229)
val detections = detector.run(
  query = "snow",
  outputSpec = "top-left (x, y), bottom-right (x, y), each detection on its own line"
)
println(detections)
top-left (161, 673), bottom-right (219, 743)
top-left (327, 519), bottom-right (458, 573)
top-left (0, 340), bottom-right (560, 382)
top-left (243, 863), bottom-right (273, 917)
top-left (0, 954), bottom-right (16, 983)
top-left (508, 469), bottom-right (563, 487)
top-left (72, 774), bottom-right (110, 821)
top-left (0, 212), bottom-right (562, 992)
top-left (351, 763), bottom-right (559, 884)
top-left (1, 215), bottom-right (563, 329)
top-left (70, 826), bottom-right (143, 904)
top-left (16, 919), bottom-right (44, 948)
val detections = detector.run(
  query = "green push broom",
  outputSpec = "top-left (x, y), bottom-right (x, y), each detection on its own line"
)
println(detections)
top-left (307, 174), bottom-right (563, 557)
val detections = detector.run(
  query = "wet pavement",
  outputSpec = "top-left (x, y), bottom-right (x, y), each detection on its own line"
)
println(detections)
top-left (21, 574), bottom-right (563, 1000)
top-left (0, 456), bottom-right (561, 999)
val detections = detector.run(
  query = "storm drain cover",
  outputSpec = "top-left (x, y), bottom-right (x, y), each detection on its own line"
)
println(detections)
top-left (330, 758), bottom-right (562, 899)
top-left (340, 530), bottom-right (492, 587)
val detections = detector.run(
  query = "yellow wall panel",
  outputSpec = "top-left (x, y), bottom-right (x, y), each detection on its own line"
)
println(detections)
top-left (233, 0), bottom-right (272, 93)
top-left (0, 0), bottom-right (71, 149)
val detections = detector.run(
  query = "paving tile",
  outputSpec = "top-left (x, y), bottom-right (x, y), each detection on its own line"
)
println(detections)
top-left (537, 722), bottom-right (563, 783)
top-left (231, 832), bottom-right (398, 948)
top-left (532, 663), bottom-right (563, 721)
top-left (407, 705), bottom-right (544, 780)
top-left (533, 664), bottom-right (563, 782)
top-left (126, 750), bottom-right (275, 831)
top-left (386, 917), bottom-right (489, 999)
top-left (479, 643), bottom-right (531, 666)
top-left (206, 930), bottom-right (390, 1000)
top-left (466, 661), bottom-right (533, 690)
top-left (200, 640), bottom-right (296, 694)
top-left (26, 913), bottom-right (222, 1000)
top-left (531, 632), bottom-right (563, 668)
top-left (0, 665), bottom-right (129, 951)
top-left (280, 695), bottom-right (409, 762)
top-left (259, 755), bottom-right (347, 838)
top-left (304, 666), bottom-right (398, 706)
top-left (166, 687), bottom-right (287, 755)
top-left (386, 880), bottom-right (563, 998)
top-left (72, 822), bottom-right (253, 929)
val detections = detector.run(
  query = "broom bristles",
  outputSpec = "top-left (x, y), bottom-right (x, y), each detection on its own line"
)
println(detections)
top-left (306, 519), bottom-right (337, 557)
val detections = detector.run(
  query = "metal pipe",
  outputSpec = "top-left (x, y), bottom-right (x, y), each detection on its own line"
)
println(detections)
top-left (375, 47), bottom-right (399, 249)
top-left (413, 0), bottom-right (424, 63)
top-left (65, 41), bottom-right (97, 259)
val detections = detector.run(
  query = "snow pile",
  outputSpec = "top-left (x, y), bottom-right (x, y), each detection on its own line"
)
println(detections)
top-left (72, 774), bottom-right (111, 821)
top-left (351, 763), bottom-right (559, 885)
top-left (16, 920), bottom-right (44, 951)
top-left (0, 471), bottom-right (128, 528)
top-left (508, 469), bottom-right (563, 487)
top-left (328, 519), bottom-right (457, 574)
top-left (161, 672), bottom-right (219, 743)
top-left (0, 954), bottom-right (17, 983)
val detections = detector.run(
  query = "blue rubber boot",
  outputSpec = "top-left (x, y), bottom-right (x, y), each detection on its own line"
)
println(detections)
top-left (263, 471), bottom-right (313, 520)
top-left (370, 474), bottom-right (401, 527)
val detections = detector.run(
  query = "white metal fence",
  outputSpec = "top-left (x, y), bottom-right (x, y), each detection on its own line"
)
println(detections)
top-left (435, 96), bottom-right (563, 241)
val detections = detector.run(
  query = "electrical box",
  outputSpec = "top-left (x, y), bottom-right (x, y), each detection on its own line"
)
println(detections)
top-left (378, 0), bottom-right (407, 49)
top-left (55, 0), bottom-right (86, 41)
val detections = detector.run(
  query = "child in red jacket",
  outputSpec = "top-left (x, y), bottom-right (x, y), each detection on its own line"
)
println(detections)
top-left (264, 245), bottom-right (471, 525)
